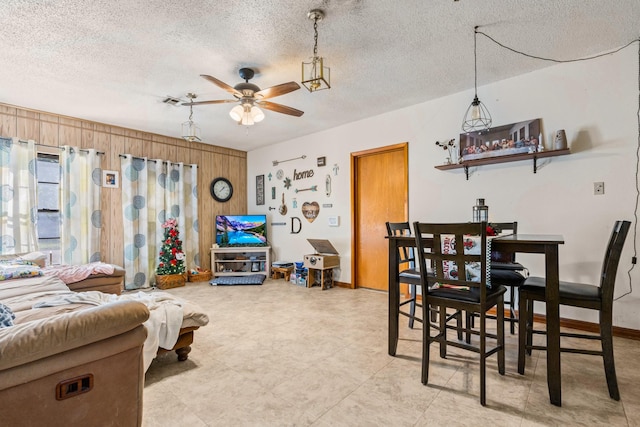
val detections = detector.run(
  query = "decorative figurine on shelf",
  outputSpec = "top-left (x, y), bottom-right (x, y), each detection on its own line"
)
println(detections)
top-left (435, 139), bottom-right (457, 164)
top-left (538, 132), bottom-right (544, 152)
top-left (155, 218), bottom-right (186, 289)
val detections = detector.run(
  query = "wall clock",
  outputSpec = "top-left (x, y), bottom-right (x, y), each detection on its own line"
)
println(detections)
top-left (210, 177), bottom-right (233, 202)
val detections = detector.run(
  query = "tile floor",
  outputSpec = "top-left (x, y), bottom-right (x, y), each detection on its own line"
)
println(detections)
top-left (143, 279), bottom-right (640, 426)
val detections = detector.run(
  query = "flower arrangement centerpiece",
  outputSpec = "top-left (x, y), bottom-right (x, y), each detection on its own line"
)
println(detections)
top-left (435, 139), bottom-right (457, 164)
top-left (156, 218), bottom-right (186, 289)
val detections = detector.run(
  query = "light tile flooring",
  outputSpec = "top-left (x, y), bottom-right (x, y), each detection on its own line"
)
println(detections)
top-left (143, 280), bottom-right (640, 426)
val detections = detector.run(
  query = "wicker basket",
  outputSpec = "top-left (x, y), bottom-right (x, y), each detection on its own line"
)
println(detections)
top-left (156, 273), bottom-right (186, 289)
top-left (187, 270), bottom-right (212, 282)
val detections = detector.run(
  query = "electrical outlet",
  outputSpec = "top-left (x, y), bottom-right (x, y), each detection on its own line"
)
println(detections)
top-left (594, 182), bottom-right (605, 195)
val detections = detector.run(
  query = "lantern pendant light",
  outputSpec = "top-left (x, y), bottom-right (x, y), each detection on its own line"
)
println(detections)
top-left (462, 26), bottom-right (492, 133)
top-left (182, 93), bottom-right (202, 142)
top-left (302, 9), bottom-right (331, 92)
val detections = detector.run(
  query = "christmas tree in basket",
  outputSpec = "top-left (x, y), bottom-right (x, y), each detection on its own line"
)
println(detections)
top-left (156, 218), bottom-right (186, 289)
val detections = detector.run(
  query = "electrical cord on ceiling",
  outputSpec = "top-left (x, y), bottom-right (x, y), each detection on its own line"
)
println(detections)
top-left (476, 27), bottom-right (640, 299)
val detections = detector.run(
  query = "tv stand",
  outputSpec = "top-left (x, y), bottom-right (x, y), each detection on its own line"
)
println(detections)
top-left (210, 246), bottom-right (271, 278)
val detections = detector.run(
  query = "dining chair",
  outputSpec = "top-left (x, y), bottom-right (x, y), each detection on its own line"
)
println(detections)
top-left (386, 222), bottom-right (421, 328)
top-left (489, 222), bottom-right (528, 334)
top-left (466, 222), bottom-right (528, 340)
top-left (414, 221), bottom-right (506, 406)
top-left (517, 220), bottom-right (631, 400)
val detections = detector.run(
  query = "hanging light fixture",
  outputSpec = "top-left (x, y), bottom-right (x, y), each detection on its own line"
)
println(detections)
top-left (462, 26), bottom-right (492, 133)
top-left (302, 9), bottom-right (331, 92)
top-left (229, 103), bottom-right (265, 126)
top-left (182, 93), bottom-right (202, 142)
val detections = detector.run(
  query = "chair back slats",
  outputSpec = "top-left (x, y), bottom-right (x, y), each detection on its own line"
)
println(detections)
top-left (386, 222), bottom-right (415, 268)
top-left (413, 222), bottom-right (488, 297)
top-left (599, 220), bottom-right (631, 303)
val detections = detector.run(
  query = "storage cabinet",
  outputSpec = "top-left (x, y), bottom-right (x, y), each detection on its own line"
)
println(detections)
top-left (210, 246), bottom-right (271, 278)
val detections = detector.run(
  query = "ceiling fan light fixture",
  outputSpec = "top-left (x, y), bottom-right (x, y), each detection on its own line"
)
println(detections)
top-left (462, 27), bottom-right (492, 133)
top-left (229, 104), bottom-right (264, 126)
top-left (181, 93), bottom-right (202, 142)
top-left (301, 9), bottom-right (331, 92)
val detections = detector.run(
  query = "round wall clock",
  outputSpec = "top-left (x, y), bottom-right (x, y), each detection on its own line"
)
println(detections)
top-left (210, 177), bottom-right (233, 202)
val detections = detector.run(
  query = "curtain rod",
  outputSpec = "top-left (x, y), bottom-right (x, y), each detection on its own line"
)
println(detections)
top-left (118, 154), bottom-right (196, 168)
top-left (15, 139), bottom-right (105, 155)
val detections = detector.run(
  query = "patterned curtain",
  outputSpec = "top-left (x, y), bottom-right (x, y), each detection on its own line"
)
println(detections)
top-left (60, 146), bottom-right (102, 264)
top-left (0, 137), bottom-right (38, 254)
top-left (121, 155), bottom-right (199, 289)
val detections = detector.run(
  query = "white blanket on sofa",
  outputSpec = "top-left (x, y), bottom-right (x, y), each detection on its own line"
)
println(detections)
top-left (34, 290), bottom-right (183, 371)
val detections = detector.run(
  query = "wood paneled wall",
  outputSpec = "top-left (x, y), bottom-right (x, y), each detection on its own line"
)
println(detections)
top-left (0, 103), bottom-right (247, 270)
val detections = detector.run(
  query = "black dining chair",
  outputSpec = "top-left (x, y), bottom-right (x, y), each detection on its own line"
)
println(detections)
top-left (490, 222), bottom-right (528, 334)
top-left (386, 222), bottom-right (421, 328)
top-left (414, 221), bottom-right (506, 406)
top-left (517, 220), bottom-right (630, 400)
top-left (465, 222), bottom-right (527, 342)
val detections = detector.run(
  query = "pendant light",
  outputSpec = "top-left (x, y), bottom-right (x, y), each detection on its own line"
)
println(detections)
top-left (462, 26), bottom-right (492, 133)
top-left (182, 93), bottom-right (202, 142)
top-left (302, 9), bottom-right (331, 92)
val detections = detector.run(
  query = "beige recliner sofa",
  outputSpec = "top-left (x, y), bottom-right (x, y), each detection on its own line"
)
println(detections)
top-left (0, 277), bottom-right (150, 426)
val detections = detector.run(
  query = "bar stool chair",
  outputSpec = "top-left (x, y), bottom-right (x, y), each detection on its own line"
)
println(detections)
top-left (466, 222), bottom-right (527, 342)
top-left (518, 220), bottom-right (630, 400)
top-left (386, 222), bottom-right (421, 328)
top-left (490, 222), bottom-right (528, 334)
top-left (414, 221), bottom-right (506, 406)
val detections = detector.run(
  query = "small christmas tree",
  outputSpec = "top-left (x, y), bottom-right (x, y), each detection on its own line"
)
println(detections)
top-left (156, 218), bottom-right (186, 276)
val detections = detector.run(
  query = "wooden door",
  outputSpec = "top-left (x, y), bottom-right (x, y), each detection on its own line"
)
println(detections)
top-left (351, 143), bottom-right (408, 290)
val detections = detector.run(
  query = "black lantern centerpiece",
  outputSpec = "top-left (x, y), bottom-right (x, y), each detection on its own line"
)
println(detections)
top-left (472, 198), bottom-right (489, 222)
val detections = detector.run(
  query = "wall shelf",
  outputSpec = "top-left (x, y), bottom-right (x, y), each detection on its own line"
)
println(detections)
top-left (434, 148), bottom-right (570, 179)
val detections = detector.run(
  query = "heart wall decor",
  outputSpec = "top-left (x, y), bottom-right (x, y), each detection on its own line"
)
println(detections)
top-left (301, 201), bottom-right (320, 223)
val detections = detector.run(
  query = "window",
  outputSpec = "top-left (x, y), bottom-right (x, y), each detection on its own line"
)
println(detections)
top-left (36, 153), bottom-right (61, 265)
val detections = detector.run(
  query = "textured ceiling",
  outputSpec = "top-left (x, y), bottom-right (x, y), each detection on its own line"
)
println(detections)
top-left (0, 0), bottom-right (638, 151)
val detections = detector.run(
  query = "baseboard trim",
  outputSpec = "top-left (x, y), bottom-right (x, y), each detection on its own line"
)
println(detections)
top-left (335, 281), bottom-right (352, 289)
top-left (531, 313), bottom-right (640, 341)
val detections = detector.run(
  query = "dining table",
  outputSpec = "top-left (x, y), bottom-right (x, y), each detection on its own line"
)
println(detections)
top-left (387, 232), bottom-right (565, 407)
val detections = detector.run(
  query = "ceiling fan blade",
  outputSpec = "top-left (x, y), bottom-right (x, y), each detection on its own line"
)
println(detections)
top-left (182, 99), bottom-right (237, 106)
top-left (255, 82), bottom-right (301, 99)
top-left (200, 74), bottom-right (242, 97)
top-left (258, 101), bottom-right (304, 117)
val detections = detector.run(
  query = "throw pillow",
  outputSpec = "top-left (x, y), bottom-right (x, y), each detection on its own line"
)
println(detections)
top-left (0, 303), bottom-right (15, 328)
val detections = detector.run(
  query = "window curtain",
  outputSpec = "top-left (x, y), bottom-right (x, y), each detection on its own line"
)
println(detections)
top-left (60, 146), bottom-right (102, 264)
top-left (0, 137), bottom-right (38, 254)
top-left (121, 155), bottom-right (199, 289)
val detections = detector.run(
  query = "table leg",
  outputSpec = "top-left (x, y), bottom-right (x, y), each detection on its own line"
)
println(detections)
top-left (388, 239), bottom-right (400, 356)
top-left (545, 244), bottom-right (562, 406)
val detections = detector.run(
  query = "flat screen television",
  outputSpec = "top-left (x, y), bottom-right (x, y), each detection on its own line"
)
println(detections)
top-left (216, 215), bottom-right (268, 247)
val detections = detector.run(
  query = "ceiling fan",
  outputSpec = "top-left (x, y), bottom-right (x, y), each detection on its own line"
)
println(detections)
top-left (183, 68), bottom-right (304, 125)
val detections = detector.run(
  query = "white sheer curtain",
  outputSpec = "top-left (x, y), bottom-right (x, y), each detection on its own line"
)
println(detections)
top-left (60, 146), bottom-right (102, 264)
top-left (121, 155), bottom-right (199, 289)
top-left (0, 137), bottom-right (38, 254)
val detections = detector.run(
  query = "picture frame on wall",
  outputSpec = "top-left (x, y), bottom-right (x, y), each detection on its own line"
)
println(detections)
top-left (459, 118), bottom-right (542, 162)
top-left (256, 174), bottom-right (265, 205)
top-left (102, 170), bottom-right (119, 188)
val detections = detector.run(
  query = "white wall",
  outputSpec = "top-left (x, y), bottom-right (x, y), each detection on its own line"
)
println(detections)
top-left (248, 47), bottom-right (640, 330)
